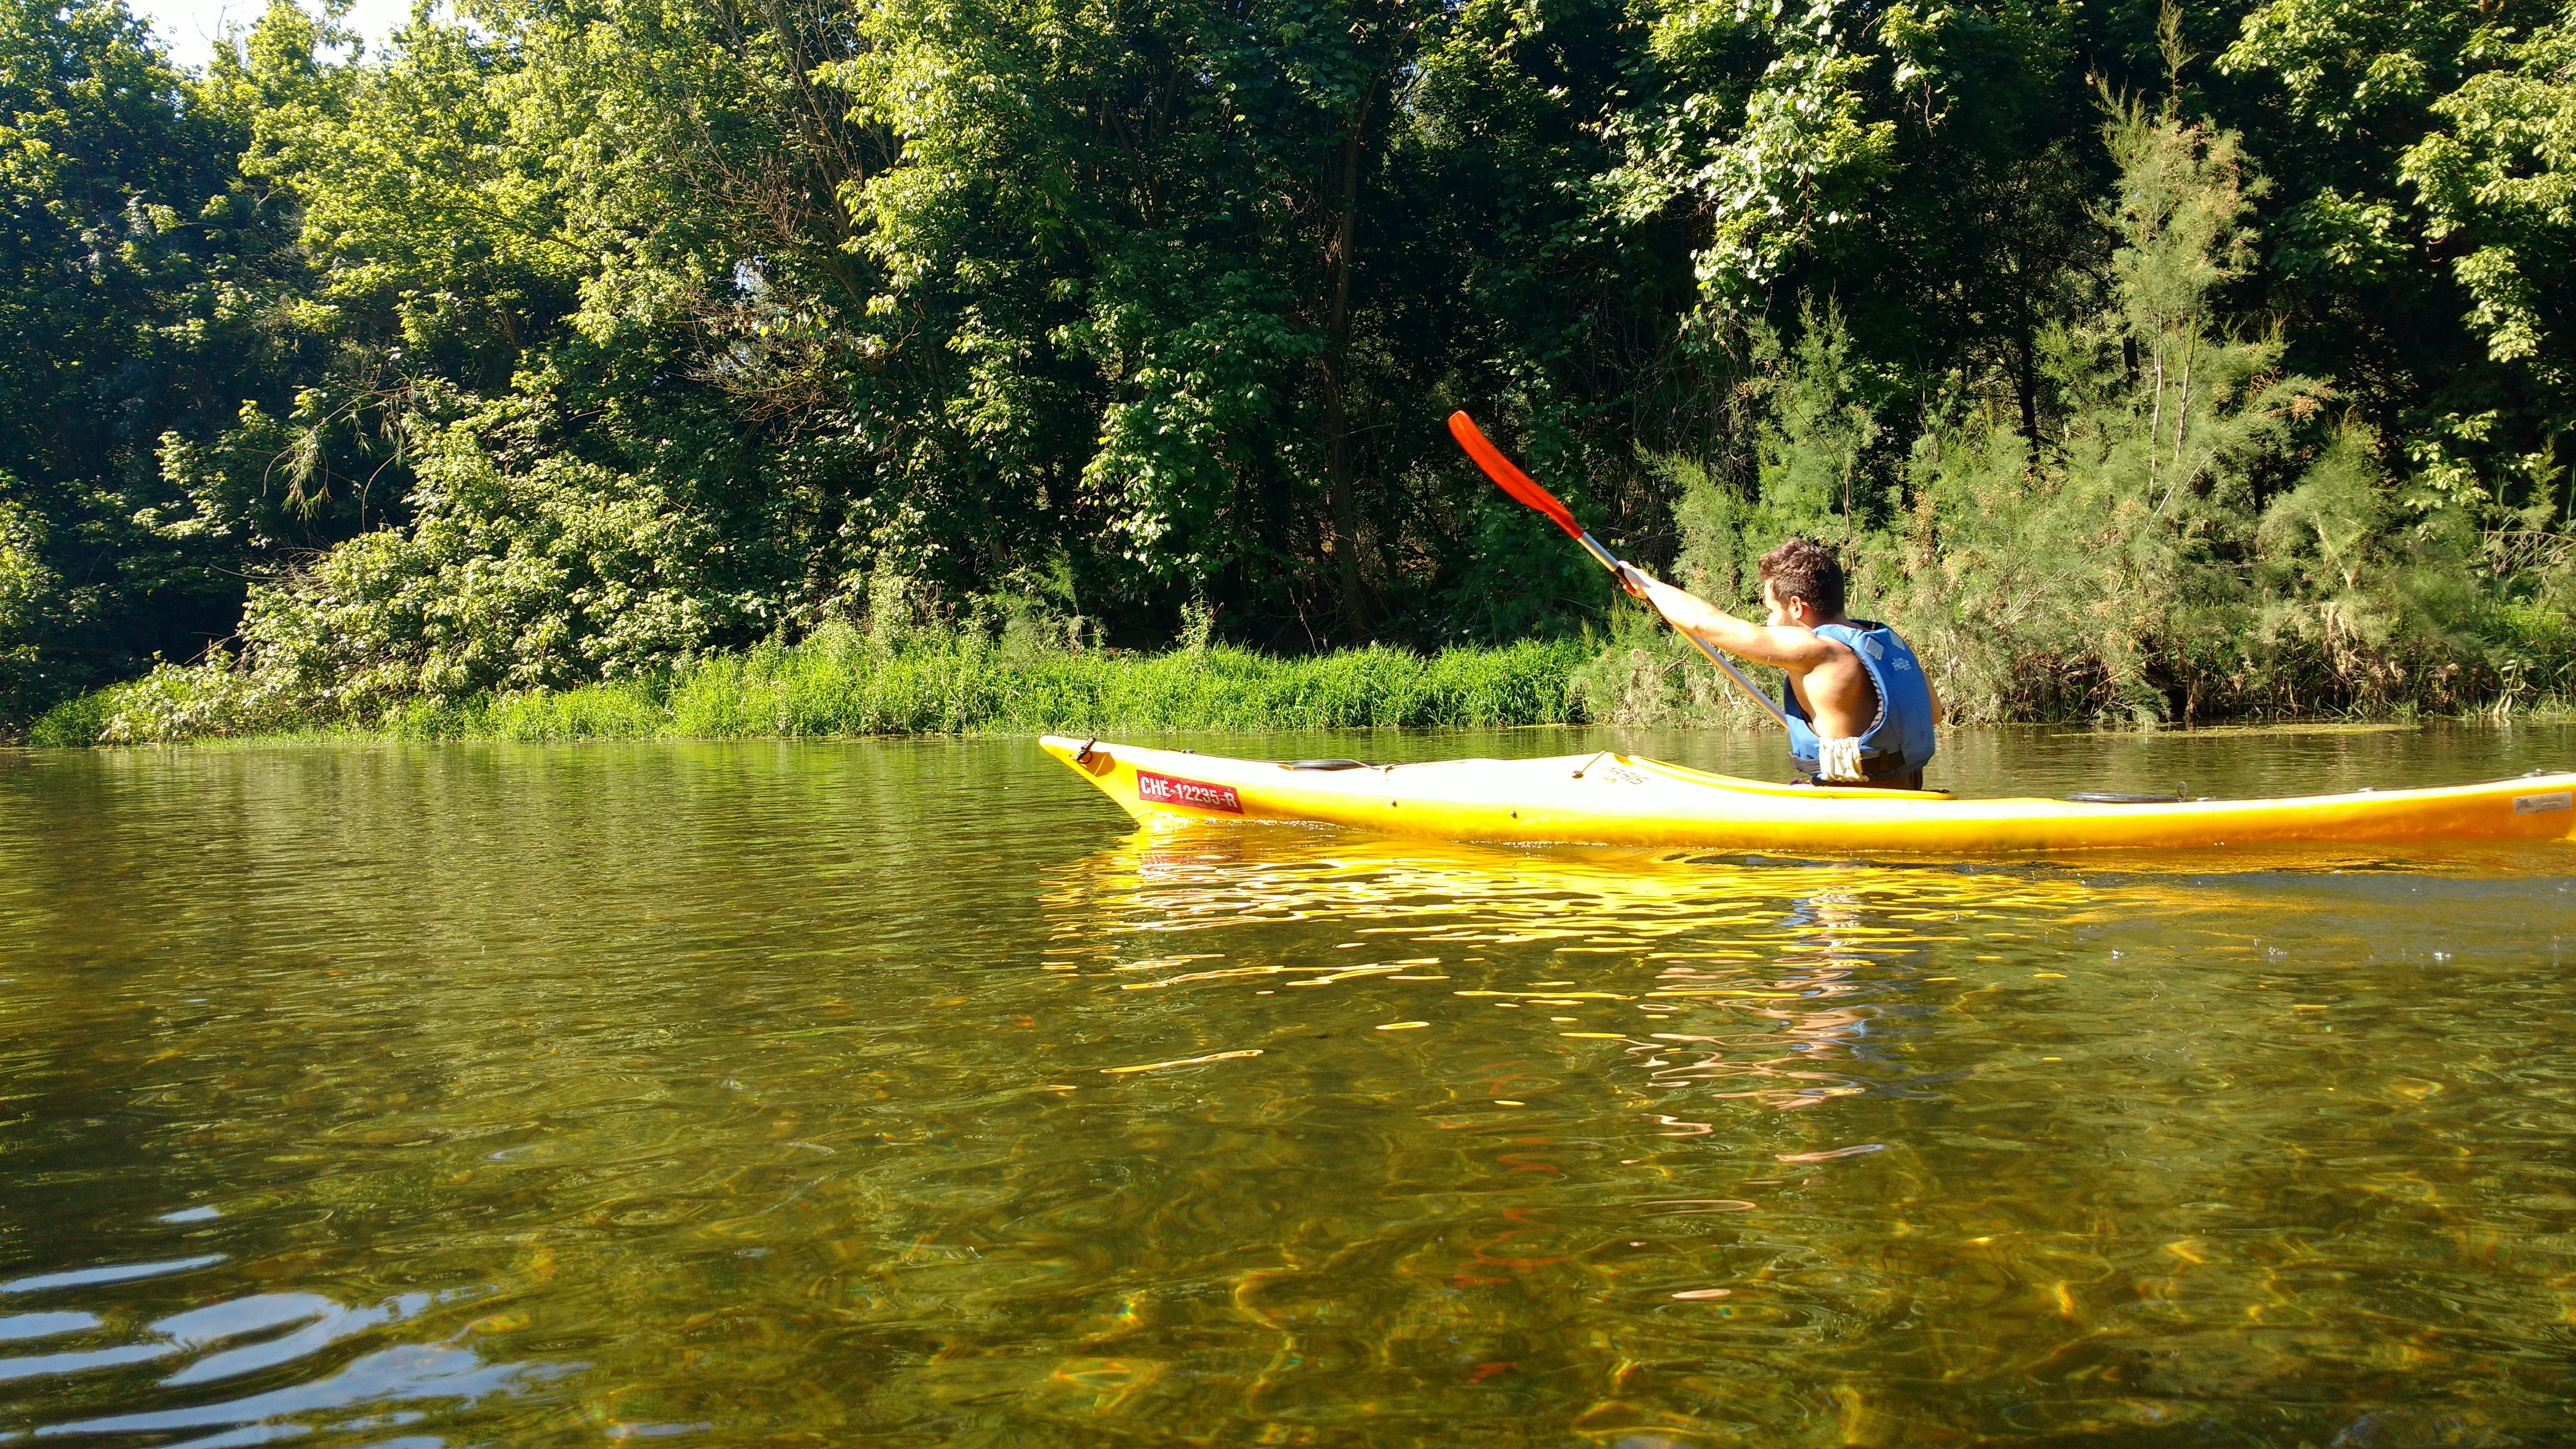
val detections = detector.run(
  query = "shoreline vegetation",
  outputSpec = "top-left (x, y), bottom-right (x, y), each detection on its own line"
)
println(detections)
top-left (27, 617), bottom-right (2562, 748)
top-left (29, 629), bottom-right (1606, 746)
top-left (9, 0), bottom-right (2576, 744)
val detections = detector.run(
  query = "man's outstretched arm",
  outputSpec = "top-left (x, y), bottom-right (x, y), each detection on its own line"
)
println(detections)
top-left (1615, 565), bottom-right (1837, 671)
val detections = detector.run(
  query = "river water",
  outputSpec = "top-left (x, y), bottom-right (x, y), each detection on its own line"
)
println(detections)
top-left (2, 724), bottom-right (2573, 1447)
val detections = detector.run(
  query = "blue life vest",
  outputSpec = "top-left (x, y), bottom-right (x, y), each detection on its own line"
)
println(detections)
top-left (1782, 621), bottom-right (1938, 782)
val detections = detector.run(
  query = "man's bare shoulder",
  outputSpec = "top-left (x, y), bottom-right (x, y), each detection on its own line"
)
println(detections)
top-left (1782, 626), bottom-right (1860, 677)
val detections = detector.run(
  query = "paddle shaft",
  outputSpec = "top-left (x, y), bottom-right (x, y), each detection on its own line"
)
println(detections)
top-left (1571, 532), bottom-right (1793, 730)
top-left (1447, 411), bottom-right (1790, 729)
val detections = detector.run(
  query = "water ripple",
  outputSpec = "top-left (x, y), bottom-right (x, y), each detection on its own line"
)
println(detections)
top-left (0, 1259), bottom-right (224, 1297)
top-left (29, 1342), bottom-right (556, 1439)
top-left (0, 731), bottom-right (2570, 1444)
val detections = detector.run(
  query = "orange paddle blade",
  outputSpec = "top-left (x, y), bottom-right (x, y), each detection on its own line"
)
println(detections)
top-left (1448, 412), bottom-right (1583, 541)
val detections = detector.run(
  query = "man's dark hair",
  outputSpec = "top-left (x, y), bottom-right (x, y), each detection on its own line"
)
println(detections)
top-left (1757, 537), bottom-right (1846, 618)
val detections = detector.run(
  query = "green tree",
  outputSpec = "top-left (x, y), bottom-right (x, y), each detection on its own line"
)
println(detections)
top-left (2397, 8), bottom-right (2576, 514)
top-left (0, 0), bottom-right (262, 717)
top-left (2221, 0), bottom-right (2569, 516)
top-left (22, 0), bottom-right (2576, 737)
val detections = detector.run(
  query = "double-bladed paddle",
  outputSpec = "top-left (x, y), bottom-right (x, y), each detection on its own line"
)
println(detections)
top-left (1448, 411), bottom-right (1791, 729)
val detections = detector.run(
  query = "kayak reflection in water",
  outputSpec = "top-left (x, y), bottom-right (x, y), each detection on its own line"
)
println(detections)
top-left (1617, 537), bottom-right (1944, 790)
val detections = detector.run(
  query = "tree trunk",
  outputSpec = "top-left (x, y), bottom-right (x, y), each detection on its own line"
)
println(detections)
top-left (1319, 81), bottom-right (1379, 637)
top-left (2016, 321), bottom-right (2039, 448)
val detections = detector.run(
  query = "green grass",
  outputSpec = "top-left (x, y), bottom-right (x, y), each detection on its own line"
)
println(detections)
top-left (42, 611), bottom-right (2548, 748)
top-left (30, 631), bottom-right (1600, 745)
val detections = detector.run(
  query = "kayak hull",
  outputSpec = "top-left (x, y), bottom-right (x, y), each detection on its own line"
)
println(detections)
top-left (1038, 736), bottom-right (2576, 854)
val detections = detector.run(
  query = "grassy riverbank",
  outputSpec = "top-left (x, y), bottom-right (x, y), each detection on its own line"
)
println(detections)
top-left (28, 630), bottom-right (1608, 745)
top-left (32, 613), bottom-right (2571, 747)
top-left (33, 592), bottom-right (2573, 747)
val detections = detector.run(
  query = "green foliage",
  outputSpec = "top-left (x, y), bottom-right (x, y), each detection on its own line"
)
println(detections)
top-left (218, 414), bottom-right (771, 710)
top-left (1595, 101), bottom-right (2539, 727)
top-left (6, 0), bottom-right (2576, 738)
top-left (1900, 102), bottom-right (2341, 722)
top-left (44, 618), bottom-right (1595, 743)
top-left (0, 0), bottom-right (255, 719)
top-left (2401, 13), bottom-right (2576, 388)
top-left (2221, 0), bottom-right (2576, 517)
top-left (25, 671), bottom-right (112, 745)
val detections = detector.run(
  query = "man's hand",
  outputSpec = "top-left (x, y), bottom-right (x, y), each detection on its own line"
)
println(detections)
top-left (1616, 561), bottom-right (1655, 602)
top-left (1619, 564), bottom-right (1708, 628)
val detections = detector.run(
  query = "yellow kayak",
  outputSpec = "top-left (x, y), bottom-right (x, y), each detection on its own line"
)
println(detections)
top-left (1039, 735), bottom-right (2576, 854)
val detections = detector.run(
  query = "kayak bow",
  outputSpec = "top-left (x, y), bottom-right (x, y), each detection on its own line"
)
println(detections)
top-left (1039, 736), bottom-right (2576, 854)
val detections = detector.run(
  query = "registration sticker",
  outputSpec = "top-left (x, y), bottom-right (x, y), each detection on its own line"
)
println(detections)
top-left (1137, 770), bottom-right (1243, 814)
top-left (2513, 791), bottom-right (2572, 815)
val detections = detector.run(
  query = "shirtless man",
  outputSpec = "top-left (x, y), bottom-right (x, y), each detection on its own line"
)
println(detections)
top-left (1618, 537), bottom-right (1941, 789)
